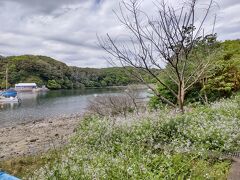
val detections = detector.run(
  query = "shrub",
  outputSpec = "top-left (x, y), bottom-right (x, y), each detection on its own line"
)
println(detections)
top-left (29, 95), bottom-right (240, 179)
top-left (47, 80), bottom-right (61, 89)
top-left (87, 95), bottom-right (135, 117)
top-left (87, 86), bottom-right (145, 117)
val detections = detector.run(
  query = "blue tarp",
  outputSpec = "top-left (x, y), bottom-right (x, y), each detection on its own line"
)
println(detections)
top-left (0, 172), bottom-right (20, 180)
top-left (0, 89), bottom-right (17, 98)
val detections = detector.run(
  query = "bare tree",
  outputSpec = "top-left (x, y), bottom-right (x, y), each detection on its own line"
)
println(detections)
top-left (87, 94), bottom-right (138, 118)
top-left (87, 95), bottom-right (133, 117)
top-left (87, 85), bottom-right (145, 117)
top-left (99, 0), bottom-right (217, 113)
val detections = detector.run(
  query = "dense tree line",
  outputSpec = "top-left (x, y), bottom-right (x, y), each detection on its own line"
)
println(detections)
top-left (149, 40), bottom-right (240, 108)
top-left (0, 40), bottom-right (239, 103)
top-left (0, 55), bottom-right (149, 90)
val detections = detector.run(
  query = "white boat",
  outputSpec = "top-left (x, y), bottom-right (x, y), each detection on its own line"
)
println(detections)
top-left (0, 66), bottom-right (21, 103)
top-left (0, 96), bottom-right (20, 103)
top-left (32, 85), bottom-right (49, 92)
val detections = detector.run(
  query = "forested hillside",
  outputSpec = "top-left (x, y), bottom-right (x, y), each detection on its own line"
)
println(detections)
top-left (149, 40), bottom-right (240, 108)
top-left (0, 55), bottom-right (143, 89)
top-left (0, 40), bottom-right (239, 93)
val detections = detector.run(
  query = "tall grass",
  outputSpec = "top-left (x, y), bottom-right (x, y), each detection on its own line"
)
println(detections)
top-left (30, 95), bottom-right (240, 179)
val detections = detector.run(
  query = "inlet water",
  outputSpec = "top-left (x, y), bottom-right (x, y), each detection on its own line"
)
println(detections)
top-left (0, 88), bottom-right (123, 127)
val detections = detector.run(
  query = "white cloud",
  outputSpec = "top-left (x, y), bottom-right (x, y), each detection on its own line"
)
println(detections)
top-left (0, 0), bottom-right (239, 67)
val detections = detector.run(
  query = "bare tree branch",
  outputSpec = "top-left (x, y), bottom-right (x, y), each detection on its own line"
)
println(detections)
top-left (99, 0), bottom-right (216, 113)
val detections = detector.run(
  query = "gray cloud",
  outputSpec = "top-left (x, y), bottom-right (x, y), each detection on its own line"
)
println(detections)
top-left (3, 0), bottom-right (87, 13)
top-left (0, 0), bottom-right (239, 67)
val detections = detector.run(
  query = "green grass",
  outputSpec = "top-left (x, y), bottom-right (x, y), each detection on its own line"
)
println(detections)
top-left (0, 149), bottom-right (65, 179)
top-left (2, 95), bottom-right (240, 179)
top-left (27, 95), bottom-right (240, 179)
top-left (0, 155), bottom-right (48, 178)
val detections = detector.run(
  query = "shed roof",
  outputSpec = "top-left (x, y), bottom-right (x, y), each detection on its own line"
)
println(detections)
top-left (15, 83), bottom-right (37, 87)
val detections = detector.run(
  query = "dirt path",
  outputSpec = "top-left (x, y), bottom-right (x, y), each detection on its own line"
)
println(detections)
top-left (228, 158), bottom-right (240, 180)
top-left (0, 115), bottom-right (81, 160)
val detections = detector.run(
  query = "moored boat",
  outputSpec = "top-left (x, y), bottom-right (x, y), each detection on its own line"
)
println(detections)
top-left (0, 65), bottom-right (21, 103)
top-left (0, 96), bottom-right (20, 103)
top-left (32, 85), bottom-right (49, 92)
top-left (0, 89), bottom-right (21, 103)
top-left (1, 88), bottom-right (17, 97)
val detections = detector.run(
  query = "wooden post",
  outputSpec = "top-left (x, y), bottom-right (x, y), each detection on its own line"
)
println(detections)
top-left (5, 65), bottom-right (8, 90)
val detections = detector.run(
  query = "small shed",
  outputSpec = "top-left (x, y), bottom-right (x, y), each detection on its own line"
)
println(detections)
top-left (15, 83), bottom-right (37, 91)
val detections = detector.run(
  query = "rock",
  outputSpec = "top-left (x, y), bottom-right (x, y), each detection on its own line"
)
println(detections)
top-left (29, 138), bottom-right (39, 142)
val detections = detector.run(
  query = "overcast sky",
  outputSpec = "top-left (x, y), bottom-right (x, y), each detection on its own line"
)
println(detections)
top-left (0, 0), bottom-right (239, 68)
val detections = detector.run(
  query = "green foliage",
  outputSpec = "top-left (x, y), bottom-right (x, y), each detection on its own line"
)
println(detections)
top-left (0, 55), bottom-right (150, 90)
top-left (0, 150), bottom-right (63, 178)
top-left (25, 76), bottom-right (44, 86)
top-left (150, 40), bottom-right (240, 108)
top-left (203, 40), bottom-right (240, 101)
top-left (148, 95), bottom-right (163, 109)
top-left (30, 95), bottom-right (240, 179)
top-left (47, 80), bottom-right (61, 89)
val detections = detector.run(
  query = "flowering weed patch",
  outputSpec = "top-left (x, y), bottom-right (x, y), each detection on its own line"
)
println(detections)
top-left (30, 95), bottom-right (240, 179)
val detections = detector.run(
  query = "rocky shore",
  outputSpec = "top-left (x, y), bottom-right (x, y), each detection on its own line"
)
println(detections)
top-left (0, 115), bottom-right (81, 160)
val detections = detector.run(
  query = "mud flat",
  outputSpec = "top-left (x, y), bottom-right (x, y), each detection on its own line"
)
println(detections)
top-left (0, 115), bottom-right (81, 160)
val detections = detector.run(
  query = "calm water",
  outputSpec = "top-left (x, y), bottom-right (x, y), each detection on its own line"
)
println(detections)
top-left (0, 88), bottom-right (125, 127)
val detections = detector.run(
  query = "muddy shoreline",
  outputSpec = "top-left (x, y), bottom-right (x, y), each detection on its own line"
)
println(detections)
top-left (0, 115), bottom-right (81, 160)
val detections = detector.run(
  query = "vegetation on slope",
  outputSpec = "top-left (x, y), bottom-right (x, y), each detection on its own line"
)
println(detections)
top-left (20, 94), bottom-right (240, 179)
top-left (0, 55), bottom-right (147, 90)
top-left (0, 38), bottom-right (239, 178)
top-left (203, 40), bottom-right (240, 100)
top-left (150, 40), bottom-right (240, 108)
top-left (0, 40), bottom-right (239, 96)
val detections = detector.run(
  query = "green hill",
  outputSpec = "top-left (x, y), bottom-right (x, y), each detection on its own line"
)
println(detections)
top-left (0, 55), bottom-right (140, 90)
top-left (1, 40), bottom-right (239, 93)
top-left (149, 39), bottom-right (240, 107)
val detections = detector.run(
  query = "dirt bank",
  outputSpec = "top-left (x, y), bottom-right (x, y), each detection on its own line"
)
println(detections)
top-left (0, 115), bottom-right (81, 160)
top-left (228, 158), bottom-right (240, 180)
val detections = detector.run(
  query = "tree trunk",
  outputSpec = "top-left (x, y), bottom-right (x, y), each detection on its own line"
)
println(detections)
top-left (202, 79), bottom-right (209, 105)
top-left (178, 81), bottom-right (185, 113)
top-left (204, 92), bottom-right (209, 104)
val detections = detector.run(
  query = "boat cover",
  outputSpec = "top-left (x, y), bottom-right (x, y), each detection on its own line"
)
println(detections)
top-left (0, 171), bottom-right (21, 180)
top-left (0, 89), bottom-right (17, 98)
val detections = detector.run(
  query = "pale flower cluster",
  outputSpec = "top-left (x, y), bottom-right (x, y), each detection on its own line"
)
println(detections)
top-left (30, 95), bottom-right (240, 179)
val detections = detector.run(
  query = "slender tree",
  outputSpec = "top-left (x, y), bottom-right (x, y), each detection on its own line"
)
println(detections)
top-left (99, 0), bottom-right (217, 112)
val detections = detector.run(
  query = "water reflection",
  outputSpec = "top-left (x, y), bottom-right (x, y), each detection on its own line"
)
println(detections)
top-left (0, 88), bottom-right (122, 127)
top-left (0, 102), bottom-right (21, 110)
